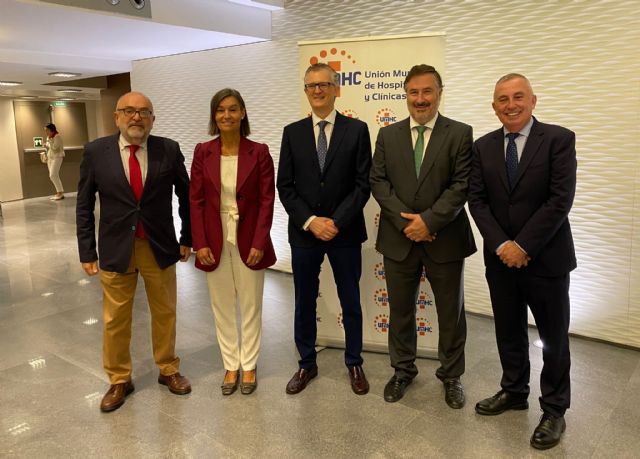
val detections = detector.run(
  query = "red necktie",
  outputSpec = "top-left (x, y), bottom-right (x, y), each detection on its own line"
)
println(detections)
top-left (128, 144), bottom-right (145, 239)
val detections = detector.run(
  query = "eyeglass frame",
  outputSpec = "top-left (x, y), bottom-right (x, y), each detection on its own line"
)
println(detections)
top-left (303, 82), bottom-right (336, 92)
top-left (116, 107), bottom-right (154, 118)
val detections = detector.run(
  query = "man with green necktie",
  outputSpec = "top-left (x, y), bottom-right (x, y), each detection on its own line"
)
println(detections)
top-left (370, 64), bottom-right (476, 409)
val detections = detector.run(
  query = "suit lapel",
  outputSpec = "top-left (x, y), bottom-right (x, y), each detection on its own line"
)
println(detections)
top-left (206, 138), bottom-right (222, 195)
top-left (489, 129), bottom-right (511, 192)
top-left (322, 112), bottom-right (346, 174)
top-left (144, 136), bottom-right (162, 200)
top-left (512, 119), bottom-right (543, 189)
top-left (236, 137), bottom-right (256, 191)
top-left (394, 118), bottom-right (416, 182)
top-left (418, 114), bottom-right (446, 185)
top-left (107, 135), bottom-right (136, 201)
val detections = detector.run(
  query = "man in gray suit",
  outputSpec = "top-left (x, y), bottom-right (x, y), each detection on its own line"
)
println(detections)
top-left (370, 64), bottom-right (476, 408)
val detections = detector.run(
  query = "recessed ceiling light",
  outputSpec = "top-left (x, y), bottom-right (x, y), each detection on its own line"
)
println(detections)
top-left (57, 98), bottom-right (76, 101)
top-left (57, 89), bottom-right (82, 93)
top-left (0, 81), bottom-right (23, 86)
top-left (48, 72), bottom-right (82, 78)
top-left (105, 0), bottom-right (120, 4)
top-left (130, 0), bottom-right (145, 9)
top-left (19, 96), bottom-right (37, 99)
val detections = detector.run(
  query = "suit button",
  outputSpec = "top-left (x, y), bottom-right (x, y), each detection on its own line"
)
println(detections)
top-left (237, 194), bottom-right (243, 200)
top-left (239, 216), bottom-right (245, 222)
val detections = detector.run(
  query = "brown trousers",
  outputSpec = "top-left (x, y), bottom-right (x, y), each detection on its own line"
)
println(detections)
top-left (100, 238), bottom-right (180, 384)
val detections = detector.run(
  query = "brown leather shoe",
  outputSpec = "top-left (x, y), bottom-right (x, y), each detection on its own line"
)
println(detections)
top-left (348, 366), bottom-right (370, 395)
top-left (100, 380), bottom-right (134, 412)
top-left (158, 372), bottom-right (192, 395)
top-left (285, 365), bottom-right (318, 394)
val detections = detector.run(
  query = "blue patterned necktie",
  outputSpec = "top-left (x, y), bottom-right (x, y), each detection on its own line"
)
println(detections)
top-left (414, 125), bottom-right (427, 177)
top-left (317, 120), bottom-right (328, 171)
top-left (505, 132), bottom-right (520, 189)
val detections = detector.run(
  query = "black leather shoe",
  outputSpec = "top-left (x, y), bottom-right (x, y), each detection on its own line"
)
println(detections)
top-left (444, 378), bottom-right (465, 409)
top-left (383, 375), bottom-right (411, 403)
top-left (475, 389), bottom-right (528, 415)
top-left (285, 365), bottom-right (318, 394)
top-left (531, 413), bottom-right (566, 450)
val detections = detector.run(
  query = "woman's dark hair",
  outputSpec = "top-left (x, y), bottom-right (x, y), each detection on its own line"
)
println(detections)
top-left (45, 123), bottom-right (58, 133)
top-left (208, 88), bottom-right (250, 137)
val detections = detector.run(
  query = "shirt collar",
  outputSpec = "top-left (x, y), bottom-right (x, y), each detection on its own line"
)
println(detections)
top-left (410, 112), bottom-right (439, 131)
top-left (502, 116), bottom-right (534, 138)
top-left (311, 109), bottom-right (337, 127)
top-left (118, 134), bottom-right (148, 151)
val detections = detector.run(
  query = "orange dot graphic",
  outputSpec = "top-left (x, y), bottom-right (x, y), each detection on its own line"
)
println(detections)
top-left (347, 55), bottom-right (351, 59)
top-left (341, 50), bottom-right (346, 55)
top-left (330, 48), bottom-right (337, 55)
top-left (320, 50), bottom-right (327, 58)
top-left (310, 56), bottom-right (318, 65)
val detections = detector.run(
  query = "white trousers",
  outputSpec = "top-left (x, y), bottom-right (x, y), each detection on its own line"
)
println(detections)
top-left (47, 157), bottom-right (64, 192)
top-left (206, 219), bottom-right (265, 371)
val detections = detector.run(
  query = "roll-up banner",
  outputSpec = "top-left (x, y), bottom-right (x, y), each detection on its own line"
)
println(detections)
top-left (298, 33), bottom-right (445, 357)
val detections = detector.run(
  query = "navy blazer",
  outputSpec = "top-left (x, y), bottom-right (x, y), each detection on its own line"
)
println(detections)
top-left (468, 118), bottom-right (577, 276)
top-left (277, 112), bottom-right (372, 248)
top-left (76, 134), bottom-right (191, 273)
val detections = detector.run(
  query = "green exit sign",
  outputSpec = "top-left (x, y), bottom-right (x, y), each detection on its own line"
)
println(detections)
top-left (53, 101), bottom-right (66, 107)
top-left (33, 137), bottom-right (43, 147)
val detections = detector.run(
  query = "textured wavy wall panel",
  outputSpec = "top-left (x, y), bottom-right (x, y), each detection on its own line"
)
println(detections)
top-left (132, 0), bottom-right (640, 347)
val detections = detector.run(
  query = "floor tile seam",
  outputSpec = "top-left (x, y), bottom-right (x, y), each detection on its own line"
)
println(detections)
top-left (52, 350), bottom-right (109, 384)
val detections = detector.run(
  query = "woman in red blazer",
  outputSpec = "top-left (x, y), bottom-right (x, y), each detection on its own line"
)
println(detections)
top-left (190, 88), bottom-right (276, 395)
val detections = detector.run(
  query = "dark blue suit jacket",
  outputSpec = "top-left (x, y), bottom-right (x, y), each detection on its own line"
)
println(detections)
top-left (76, 134), bottom-right (191, 273)
top-left (469, 118), bottom-right (577, 276)
top-left (277, 112), bottom-right (371, 248)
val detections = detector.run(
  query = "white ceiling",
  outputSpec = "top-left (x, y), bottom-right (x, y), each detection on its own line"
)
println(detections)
top-left (0, 0), bottom-right (278, 100)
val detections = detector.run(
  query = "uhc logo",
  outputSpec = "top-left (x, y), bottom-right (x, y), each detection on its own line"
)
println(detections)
top-left (337, 312), bottom-right (344, 329)
top-left (373, 262), bottom-right (386, 281)
top-left (373, 288), bottom-right (389, 307)
top-left (416, 291), bottom-right (433, 309)
top-left (373, 314), bottom-right (390, 333)
top-left (416, 317), bottom-right (433, 336)
top-left (309, 47), bottom-right (362, 97)
top-left (341, 109), bottom-right (359, 119)
top-left (376, 107), bottom-right (398, 127)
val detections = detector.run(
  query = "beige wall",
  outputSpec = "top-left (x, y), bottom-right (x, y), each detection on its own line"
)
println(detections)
top-left (132, 0), bottom-right (640, 347)
top-left (0, 98), bottom-right (22, 202)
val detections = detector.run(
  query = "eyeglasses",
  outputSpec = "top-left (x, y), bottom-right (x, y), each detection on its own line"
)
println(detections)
top-left (304, 82), bottom-right (335, 92)
top-left (116, 107), bottom-right (153, 118)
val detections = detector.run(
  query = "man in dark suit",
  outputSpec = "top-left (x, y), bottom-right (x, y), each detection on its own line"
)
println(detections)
top-left (468, 73), bottom-right (576, 450)
top-left (76, 92), bottom-right (192, 412)
top-left (277, 63), bottom-right (371, 395)
top-left (370, 64), bottom-right (476, 409)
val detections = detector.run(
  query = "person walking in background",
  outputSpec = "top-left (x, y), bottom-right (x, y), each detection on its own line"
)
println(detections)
top-left (44, 123), bottom-right (65, 200)
top-left (370, 64), bottom-right (476, 409)
top-left (277, 63), bottom-right (372, 396)
top-left (76, 91), bottom-right (192, 413)
top-left (468, 73), bottom-right (576, 450)
top-left (190, 88), bottom-right (276, 396)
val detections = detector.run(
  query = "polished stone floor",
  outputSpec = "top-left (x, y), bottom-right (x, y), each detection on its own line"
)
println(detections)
top-left (0, 196), bottom-right (639, 458)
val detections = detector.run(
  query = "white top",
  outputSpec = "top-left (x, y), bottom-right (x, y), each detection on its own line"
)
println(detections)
top-left (220, 155), bottom-right (239, 245)
top-left (45, 134), bottom-right (65, 159)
